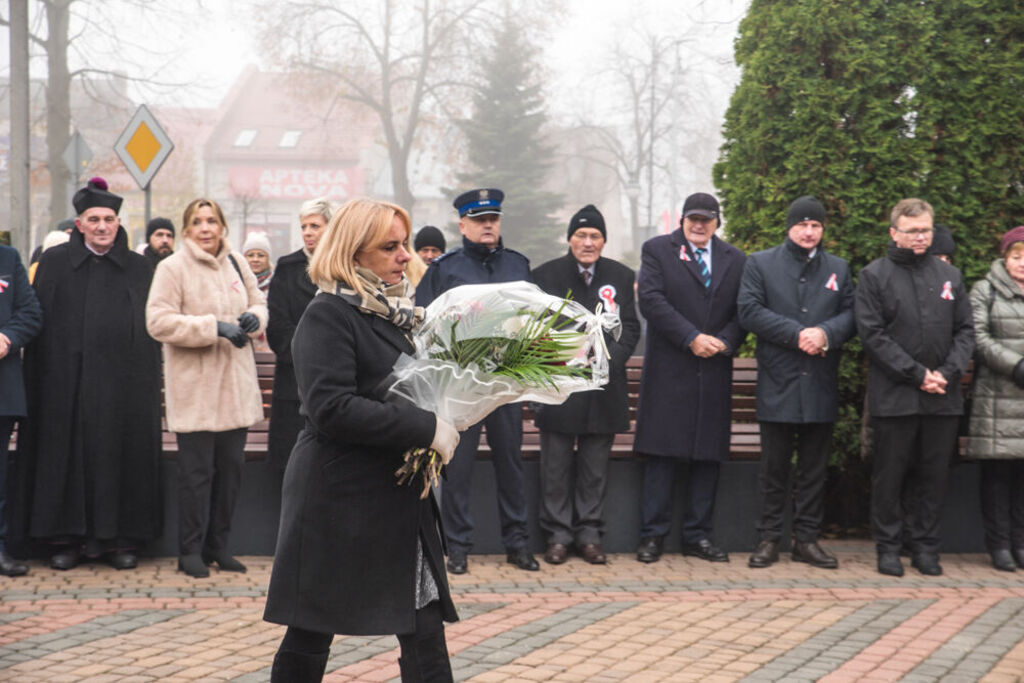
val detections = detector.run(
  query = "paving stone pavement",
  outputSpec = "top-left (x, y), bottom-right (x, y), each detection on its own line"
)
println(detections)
top-left (1, 540), bottom-right (1024, 681)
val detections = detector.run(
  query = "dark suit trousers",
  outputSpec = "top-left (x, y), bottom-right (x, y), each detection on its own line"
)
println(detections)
top-left (871, 415), bottom-right (957, 554)
top-left (0, 417), bottom-right (14, 545)
top-left (640, 455), bottom-right (720, 544)
top-left (175, 429), bottom-right (247, 555)
top-left (441, 404), bottom-right (528, 554)
top-left (756, 421), bottom-right (834, 544)
top-left (979, 460), bottom-right (1024, 551)
top-left (539, 431), bottom-right (614, 546)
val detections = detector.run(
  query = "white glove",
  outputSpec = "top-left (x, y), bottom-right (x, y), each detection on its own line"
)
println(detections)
top-left (430, 418), bottom-right (460, 465)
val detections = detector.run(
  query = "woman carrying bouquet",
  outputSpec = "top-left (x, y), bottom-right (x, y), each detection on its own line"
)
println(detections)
top-left (264, 198), bottom-right (460, 682)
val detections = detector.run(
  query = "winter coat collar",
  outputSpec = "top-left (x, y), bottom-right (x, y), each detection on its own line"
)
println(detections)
top-left (784, 237), bottom-right (820, 264)
top-left (182, 235), bottom-right (231, 268)
top-left (68, 225), bottom-right (131, 270)
top-left (462, 236), bottom-right (505, 261)
top-left (886, 241), bottom-right (931, 267)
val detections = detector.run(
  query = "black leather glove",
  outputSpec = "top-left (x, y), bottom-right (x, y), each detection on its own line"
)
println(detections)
top-left (216, 321), bottom-right (248, 348)
top-left (1013, 359), bottom-right (1024, 389)
top-left (237, 312), bottom-right (259, 333)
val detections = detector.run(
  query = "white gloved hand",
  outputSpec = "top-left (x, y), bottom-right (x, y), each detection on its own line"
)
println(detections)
top-left (430, 418), bottom-right (460, 465)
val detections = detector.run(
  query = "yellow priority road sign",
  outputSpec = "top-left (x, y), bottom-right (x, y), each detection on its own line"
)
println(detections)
top-left (114, 104), bottom-right (174, 189)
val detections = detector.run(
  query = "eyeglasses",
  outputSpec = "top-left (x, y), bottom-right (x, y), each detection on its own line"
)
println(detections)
top-left (893, 227), bottom-right (933, 237)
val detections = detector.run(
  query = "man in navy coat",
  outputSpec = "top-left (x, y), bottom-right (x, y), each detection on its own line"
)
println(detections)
top-left (0, 244), bottom-right (43, 576)
top-left (415, 188), bottom-right (539, 575)
top-left (738, 196), bottom-right (856, 570)
top-left (634, 192), bottom-right (746, 563)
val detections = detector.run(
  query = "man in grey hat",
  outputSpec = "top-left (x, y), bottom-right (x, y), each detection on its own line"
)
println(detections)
top-left (739, 196), bottom-right (856, 569)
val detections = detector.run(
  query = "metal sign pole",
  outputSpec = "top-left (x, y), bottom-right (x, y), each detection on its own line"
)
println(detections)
top-left (145, 183), bottom-right (152, 227)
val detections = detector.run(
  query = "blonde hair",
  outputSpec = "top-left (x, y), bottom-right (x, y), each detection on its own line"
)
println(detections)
top-left (299, 196), bottom-right (335, 223)
top-left (182, 198), bottom-right (229, 238)
top-left (889, 198), bottom-right (934, 228)
top-left (308, 198), bottom-right (411, 298)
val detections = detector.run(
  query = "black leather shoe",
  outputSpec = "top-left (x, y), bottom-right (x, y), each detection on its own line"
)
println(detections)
top-left (636, 536), bottom-right (664, 563)
top-left (178, 553), bottom-right (210, 578)
top-left (50, 547), bottom-right (80, 571)
top-left (792, 541), bottom-right (838, 569)
top-left (202, 551), bottom-right (247, 573)
top-left (108, 551), bottom-right (137, 570)
top-left (748, 540), bottom-right (779, 568)
top-left (877, 552), bottom-right (904, 577)
top-left (681, 539), bottom-right (729, 562)
top-left (446, 552), bottom-right (467, 575)
top-left (0, 550), bottom-right (28, 577)
top-left (506, 548), bottom-right (539, 571)
top-left (544, 543), bottom-right (569, 565)
top-left (991, 549), bottom-right (1017, 572)
top-left (1012, 547), bottom-right (1024, 569)
top-left (911, 553), bottom-right (942, 576)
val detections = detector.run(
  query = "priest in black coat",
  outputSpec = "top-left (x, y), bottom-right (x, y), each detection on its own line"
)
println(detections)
top-left (531, 205), bottom-right (640, 565)
top-left (13, 178), bottom-right (162, 570)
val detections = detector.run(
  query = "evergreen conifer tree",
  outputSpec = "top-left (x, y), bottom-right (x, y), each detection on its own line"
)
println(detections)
top-left (455, 20), bottom-right (563, 263)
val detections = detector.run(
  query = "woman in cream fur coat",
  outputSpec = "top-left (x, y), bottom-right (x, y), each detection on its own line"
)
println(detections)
top-left (146, 198), bottom-right (268, 578)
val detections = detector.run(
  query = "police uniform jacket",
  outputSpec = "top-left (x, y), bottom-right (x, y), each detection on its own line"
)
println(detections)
top-left (0, 246), bottom-right (42, 418)
top-left (531, 253), bottom-right (641, 434)
top-left (414, 236), bottom-right (530, 307)
top-left (855, 243), bottom-right (974, 417)
top-left (738, 238), bottom-right (856, 423)
top-left (266, 248), bottom-right (317, 470)
top-left (633, 230), bottom-right (746, 461)
top-left (263, 292), bottom-right (457, 636)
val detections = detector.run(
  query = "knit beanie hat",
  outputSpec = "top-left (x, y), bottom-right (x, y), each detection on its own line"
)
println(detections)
top-left (1000, 226), bottom-right (1024, 255)
top-left (242, 232), bottom-right (272, 257)
top-left (414, 225), bottom-right (446, 252)
top-left (786, 196), bottom-right (826, 228)
top-left (567, 204), bottom-right (606, 241)
top-left (146, 216), bottom-right (175, 240)
top-left (930, 224), bottom-right (955, 257)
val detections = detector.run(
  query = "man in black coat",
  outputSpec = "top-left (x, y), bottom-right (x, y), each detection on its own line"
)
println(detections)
top-left (738, 196), bottom-right (856, 570)
top-left (531, 205), bottom-right (641, 565)
top-left (142, 216), bottom-right (175, 268)
top-left (855, 198), bottom-right (974, 577)
top-left (0, 244), bottom-right (43, 576)
top-left (14, 178), bottom-right (163, 571)
top-left (634, 192), bottom-right (746, 563)
top-left (415, 188), bottom-right (539, 574)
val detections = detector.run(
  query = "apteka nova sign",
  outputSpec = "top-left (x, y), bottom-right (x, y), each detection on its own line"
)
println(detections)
top-left (228, 167), bottom-right (364, 200)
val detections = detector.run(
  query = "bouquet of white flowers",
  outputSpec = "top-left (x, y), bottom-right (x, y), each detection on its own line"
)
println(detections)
top-left (388, 281), bottom-right (611, 497)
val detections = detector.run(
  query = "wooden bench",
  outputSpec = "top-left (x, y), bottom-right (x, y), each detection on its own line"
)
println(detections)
top-left (158, 352), bottom-right (762, 462)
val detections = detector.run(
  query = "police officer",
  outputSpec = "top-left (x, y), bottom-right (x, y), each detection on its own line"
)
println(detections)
top-left (416, 188), bottom-right (539, 574)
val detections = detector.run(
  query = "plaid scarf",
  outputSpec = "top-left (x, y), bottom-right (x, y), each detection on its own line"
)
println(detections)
top-left (322, 267), bottom-right (423, 339)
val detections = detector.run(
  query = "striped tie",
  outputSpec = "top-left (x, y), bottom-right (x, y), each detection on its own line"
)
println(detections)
top-left (695, 247), bottom-right (711, 289)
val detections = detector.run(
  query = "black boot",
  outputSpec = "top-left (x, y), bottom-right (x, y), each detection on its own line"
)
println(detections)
top-left (396, 637), bottom-right (453, 682)
top-left (270, 649), bottom-right (329, 683)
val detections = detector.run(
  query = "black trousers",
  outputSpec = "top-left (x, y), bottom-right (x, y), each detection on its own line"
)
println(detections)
top-left (640, 455), bottom-right (721, 544)
top-left (0, 417), bottom-right (14, 548)
top-left (871, 415), bottom-right (957, 554)
top-left (441, 403), bottom-right (528, 554)
top-left (174, 428), bottom-right (246, 555)
top-left (756, 421), bottom-right (834, 544)
top-left (272, 602), bottom-right (452, 683)
top-left (538, 431), bottom-right (614, 546)
top-left (979, 460), bottom-right (1024, 551)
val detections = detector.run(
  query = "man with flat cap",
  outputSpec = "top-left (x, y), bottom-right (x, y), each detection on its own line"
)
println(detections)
top-left (414, 225), bottom-right (446, 265)
top-left (633, 192), bottom-right (746, 564)
top-left (532, 205), bottom-right (641, 564)
top-left (738, 196), bottom-right (856, 570)
top-left (416, 188), bottom-right (539, 574)
top-left (13, 177), bottom-right (163, 571)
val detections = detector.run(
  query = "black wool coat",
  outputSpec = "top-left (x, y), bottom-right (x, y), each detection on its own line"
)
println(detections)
top-left (13, 228), bottom-right (162, 546)
top-left (855, 244), bottom-right (974, 417)
top-left (265, 248), bottom-right (317, 470)
top-left (0, 245), bottom-right (43, 417)
top-left (531, 253), bottom-right (641, 434)
top-left (738, 239), bottom-right (856, 423)
top-left (633, 230), bottom-right (746, 461)
top-left (264, 292), bottom-right (458, 636)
